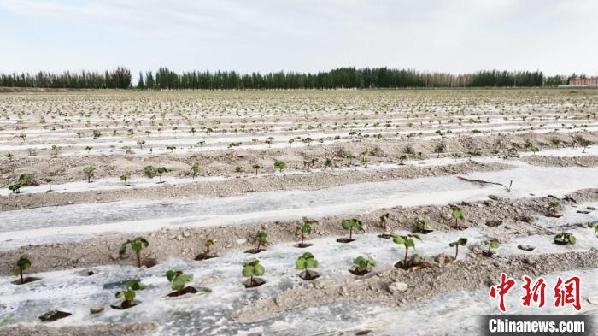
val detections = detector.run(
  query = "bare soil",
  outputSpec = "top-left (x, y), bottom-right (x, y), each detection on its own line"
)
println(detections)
top-left (1, 188), bottom-right (596, 275)
top-left (3, 130), bottom-right (597, 187)
top-left (0, 160), bottom-right (510, 210)
top-left (523, 155), bottom-right (598, 167)
top-left (0, 322), bottom-right (157, 336)
top-left (235, 250), bottom-right (598, 323)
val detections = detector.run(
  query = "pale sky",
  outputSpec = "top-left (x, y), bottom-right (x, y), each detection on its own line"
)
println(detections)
top-left (0, 0), bottom-right (597, 75)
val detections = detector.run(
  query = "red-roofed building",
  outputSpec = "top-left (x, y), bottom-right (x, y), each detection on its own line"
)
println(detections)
top-left (569, 77), bottom-right (598, 86)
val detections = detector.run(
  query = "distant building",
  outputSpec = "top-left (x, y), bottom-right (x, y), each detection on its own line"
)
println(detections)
top-left (568, 77), bottom-right (598, 86)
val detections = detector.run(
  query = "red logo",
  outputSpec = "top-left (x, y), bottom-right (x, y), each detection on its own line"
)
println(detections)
top-left (490, 273), bottom-right (516, 312)
top-left (522, 275), bottom-right (546, 308)
top-left (554, 276), bottom-right (581, 311)
top-left (489, 273), bottom-right (582, 312)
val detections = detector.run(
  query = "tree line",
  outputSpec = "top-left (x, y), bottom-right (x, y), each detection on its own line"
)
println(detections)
top-left (0, 67), bottom-right (577, 89)
top-left (0, 68), bottom-right (131, 89)
top-left (138, 68), bottom-right (550, 90)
